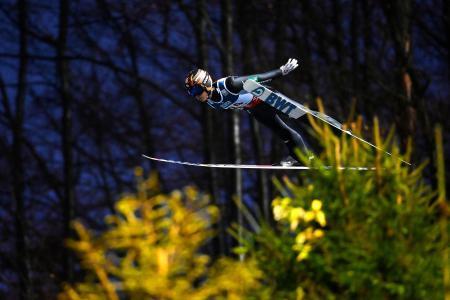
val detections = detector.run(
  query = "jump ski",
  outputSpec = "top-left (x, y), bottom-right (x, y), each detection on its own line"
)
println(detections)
top-left (142, 155), bottom-right (373, 171)
top-left (243, 80), bottom-right (411, 166)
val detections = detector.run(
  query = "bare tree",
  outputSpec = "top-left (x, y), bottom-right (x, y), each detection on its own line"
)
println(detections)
top-left (381, 1), bottom-right (416, 143)
top-left (236, 0), bottom-right (271, 222)
top-left (56, 0), bottom-right (75, 283)
top-left (11, 0), bottom-right (32, 298)
top-left (221, 0), bottom-right (242, 256)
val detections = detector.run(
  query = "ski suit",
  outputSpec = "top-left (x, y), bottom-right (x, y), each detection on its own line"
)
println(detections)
top-left (207, 69), bottom-right (310, 160)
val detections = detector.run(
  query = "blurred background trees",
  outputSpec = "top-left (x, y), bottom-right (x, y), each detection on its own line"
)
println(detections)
top-left (0, 0), bottom-right (448, 298)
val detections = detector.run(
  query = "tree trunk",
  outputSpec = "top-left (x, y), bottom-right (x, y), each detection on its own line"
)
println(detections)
top-left (178, 0), bottom-right (227, 256)
top-left (12, 0), bottom-right (32, 298)
top-left (361, 0), bottom-right (374, 116)
top-left (332, 0), bottom-right (348, 114)
top-left (272, 0), bottom-right (288, 164)
top-left (196, 0), bottom-right (226, 256)
top-left (221, 0), bottom-right (242, 257)
top-left (299, 0), bottom-right (318, 100)
top-left (237, 0), bottom-right (272, 223)
top-left (57, 0), bottom-right (74, 283)
top-left (250, 120), bottom-right (271, 221)
top-left (381, 1), bottom-right (416, 145)
top-left (350, 0), bottom-right (360, 112)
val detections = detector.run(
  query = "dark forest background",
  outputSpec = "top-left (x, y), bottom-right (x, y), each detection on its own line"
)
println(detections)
top-left (0, 0), bottom-right (448, 298)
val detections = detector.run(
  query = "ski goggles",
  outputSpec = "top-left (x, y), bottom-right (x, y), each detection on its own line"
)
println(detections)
top-left (187, 84), bottom-right (205, 97)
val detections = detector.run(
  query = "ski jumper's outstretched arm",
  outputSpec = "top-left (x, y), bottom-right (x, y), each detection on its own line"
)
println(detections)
top-left (225, 58), bottom-right (298, 94)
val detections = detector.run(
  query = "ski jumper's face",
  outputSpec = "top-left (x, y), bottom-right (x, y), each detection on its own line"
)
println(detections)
top-left (195, 90), bottom-right (209, 102)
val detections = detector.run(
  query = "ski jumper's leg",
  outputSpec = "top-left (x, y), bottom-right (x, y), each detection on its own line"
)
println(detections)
top-left (274, 114), bottom-right (310, 155)
top-left (247, 102), bottom-right (310, 160)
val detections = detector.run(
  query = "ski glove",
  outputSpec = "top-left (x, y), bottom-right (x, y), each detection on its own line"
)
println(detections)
top-left (279, 58), bottom-right (299, 76)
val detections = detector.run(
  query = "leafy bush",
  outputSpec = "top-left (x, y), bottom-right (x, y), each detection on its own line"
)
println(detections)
top-left (242, 114), bottom-right (446, 299)
top-left (59, 172), bottom-right (262, 300)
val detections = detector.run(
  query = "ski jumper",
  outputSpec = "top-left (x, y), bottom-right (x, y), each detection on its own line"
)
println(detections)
top-left (207, 69), bottom-right (310, 159)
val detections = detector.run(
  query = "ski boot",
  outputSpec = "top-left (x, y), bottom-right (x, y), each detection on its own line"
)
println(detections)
top-left (280, 156), bottom-right (301, 167)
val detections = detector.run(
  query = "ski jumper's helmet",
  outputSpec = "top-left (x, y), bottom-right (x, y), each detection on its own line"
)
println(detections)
top-left (185, 69), bottom-right (213, 97)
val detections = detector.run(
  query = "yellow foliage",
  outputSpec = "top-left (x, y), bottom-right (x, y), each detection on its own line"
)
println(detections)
top-left (272, 197), bottom-right (327, 261)
top-left (311, 200), bottom-right (322, 211)
top-left (59, 174), bottom-right (261, 300)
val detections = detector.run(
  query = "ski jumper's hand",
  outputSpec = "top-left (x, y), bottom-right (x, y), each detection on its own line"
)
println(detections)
top-left (225, 59), bottom-right (298, 93)
top-left (279, 58), bottom-right (299, 76)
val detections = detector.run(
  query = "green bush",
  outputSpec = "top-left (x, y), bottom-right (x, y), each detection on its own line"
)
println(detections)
top-left (242, 115), bottom-right (446, 300)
